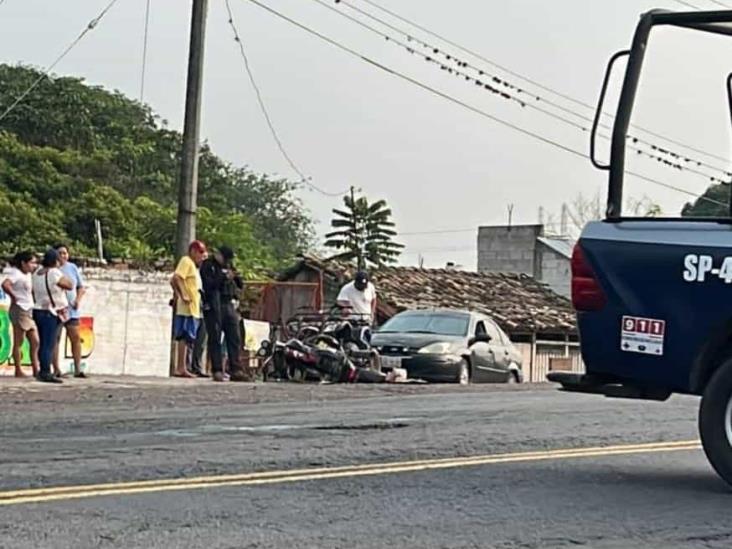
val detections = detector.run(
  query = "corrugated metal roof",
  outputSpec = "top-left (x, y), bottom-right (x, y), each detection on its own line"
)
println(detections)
top-left (537, 237), bottom-right (574, 259)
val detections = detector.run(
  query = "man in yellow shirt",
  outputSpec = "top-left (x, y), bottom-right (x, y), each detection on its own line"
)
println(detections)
top-left (171, 240), bottom-right (207, 378)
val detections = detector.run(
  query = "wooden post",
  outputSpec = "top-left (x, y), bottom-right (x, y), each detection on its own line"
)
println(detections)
top-left (530, 332), bottom-right (537, 383)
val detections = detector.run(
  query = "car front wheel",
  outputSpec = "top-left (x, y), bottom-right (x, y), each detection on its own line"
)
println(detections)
top-left (457, 360), bottom-right (471, 385)
top-left (699, 357), bottom-right (732, 487)
top-left (507, 364), bottom-right (522, 384)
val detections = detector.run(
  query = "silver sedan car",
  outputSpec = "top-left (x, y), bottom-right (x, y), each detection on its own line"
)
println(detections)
top-left (372, 309), bottom-right (524, 384)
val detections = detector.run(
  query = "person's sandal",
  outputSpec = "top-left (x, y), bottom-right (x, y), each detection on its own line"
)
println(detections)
top-left (74, 372), bottom-right (88, 379)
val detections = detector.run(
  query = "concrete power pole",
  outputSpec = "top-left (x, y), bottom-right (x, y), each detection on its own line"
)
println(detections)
top-left (171, 0), bottom-right (208, 376)
top-left (175, 0), bottom-right (209, 259)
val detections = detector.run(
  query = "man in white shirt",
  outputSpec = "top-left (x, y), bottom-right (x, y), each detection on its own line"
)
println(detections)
top-left (336, 271), bottom-right (377, 325)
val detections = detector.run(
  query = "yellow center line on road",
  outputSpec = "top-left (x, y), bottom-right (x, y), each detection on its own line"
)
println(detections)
top-left (0, 440), bottom-right (701, 506)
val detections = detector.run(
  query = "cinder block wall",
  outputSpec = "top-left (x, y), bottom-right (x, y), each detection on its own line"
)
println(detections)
top-left (477, 225), bottom-right (543, 276)
top-left (539, 246), bottom-right (571, 298)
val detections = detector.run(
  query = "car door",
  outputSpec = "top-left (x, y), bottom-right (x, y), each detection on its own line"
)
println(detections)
top-left (470, 319), bottom-right (501, 382)
top-left (486, 319), bottom-right (512, 381)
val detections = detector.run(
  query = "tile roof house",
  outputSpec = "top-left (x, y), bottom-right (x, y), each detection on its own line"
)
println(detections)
top-left (277, 255), bottom-right (576, 337)
top-left (274, 256), bottom-right (583, 382)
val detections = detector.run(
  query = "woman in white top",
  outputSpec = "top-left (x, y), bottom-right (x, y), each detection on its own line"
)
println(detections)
top-left (1, 251), bottom-right (39, 377)
top-left (32, 249), bottom-right (73, 384)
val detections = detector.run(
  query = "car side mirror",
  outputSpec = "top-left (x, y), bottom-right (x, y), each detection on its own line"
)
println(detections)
top-left (469, 334), bottom-right (492, 346)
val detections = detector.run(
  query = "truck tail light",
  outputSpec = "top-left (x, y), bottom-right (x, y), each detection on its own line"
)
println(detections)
top-left (571, 244), bottom-right (607, 311)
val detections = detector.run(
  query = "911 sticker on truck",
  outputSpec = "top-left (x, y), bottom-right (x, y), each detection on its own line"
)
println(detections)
top-left (683, 254), bottom-right (732, 283)
top-left (621, 316), bottom-right (665, 356)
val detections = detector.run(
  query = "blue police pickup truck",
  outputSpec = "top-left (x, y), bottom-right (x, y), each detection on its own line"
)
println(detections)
top-left (548, 9), bottom-right (732, 486)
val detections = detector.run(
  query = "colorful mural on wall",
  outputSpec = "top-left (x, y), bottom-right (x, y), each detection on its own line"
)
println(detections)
top-left (64, 316), bottom-right (95, 360)
top-left (0, 286), bottom-right (95, 374)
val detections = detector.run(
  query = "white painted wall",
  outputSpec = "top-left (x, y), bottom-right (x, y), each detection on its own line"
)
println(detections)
top-left (56, 270), bottom-right (271, 377)
top-left (63, 269), bottom-right (173, 377)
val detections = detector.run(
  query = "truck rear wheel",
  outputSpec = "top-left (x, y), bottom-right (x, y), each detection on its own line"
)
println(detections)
top-left (699, 357), bottom-right (732, 487)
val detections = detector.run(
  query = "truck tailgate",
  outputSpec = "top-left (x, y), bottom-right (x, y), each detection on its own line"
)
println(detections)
top-left (578, 220), bottom-right (732, 393)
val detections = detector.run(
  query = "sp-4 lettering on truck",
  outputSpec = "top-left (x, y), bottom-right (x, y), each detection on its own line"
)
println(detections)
top-left (547, 8), bottom-right (732, 488)
top-left (683, 254), bottom-right (732, 283)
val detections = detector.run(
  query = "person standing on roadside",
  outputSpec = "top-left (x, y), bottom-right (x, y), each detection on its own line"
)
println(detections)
top-left (336, 271), bottom-right (377, 325)
top-left (171, 240), bottom-right (207, 378)
top-left (32, 249), bottom-right (73, 384)
top-left (1, 251), bottom-right (40, 378)
top-left (52, 243), bottom-right (87, 378)
top-left (188, 322), bottom-right (208, 378)
top-left (200, 246), bottom-right (247, 382)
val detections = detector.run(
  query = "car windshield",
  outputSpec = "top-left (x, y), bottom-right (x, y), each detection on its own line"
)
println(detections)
top-left (378, 312), bottom-right (470, 337)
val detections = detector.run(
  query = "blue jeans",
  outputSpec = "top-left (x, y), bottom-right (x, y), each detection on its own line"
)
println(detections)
top-left (33, 310), bottom-right (61, 376)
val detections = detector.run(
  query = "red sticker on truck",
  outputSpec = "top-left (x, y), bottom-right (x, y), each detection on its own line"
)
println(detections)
top-left (621, 316), bottom-right (665, 356)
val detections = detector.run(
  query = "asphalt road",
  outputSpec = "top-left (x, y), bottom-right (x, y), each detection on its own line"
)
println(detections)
top-left (0, 378), bottom-right (729, 548)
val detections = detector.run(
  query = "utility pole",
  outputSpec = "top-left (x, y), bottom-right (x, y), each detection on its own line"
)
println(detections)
top-left (175, 0), bottom-right (209, 259)
top-left (171, 0), bottom-right (208, 376)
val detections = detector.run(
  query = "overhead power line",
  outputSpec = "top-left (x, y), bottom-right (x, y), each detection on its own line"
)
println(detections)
top-left (225, 0), bottom-right (348, 197)
top-left (400, 227), bottom-right (475, 236)
top-left (356, 0), bottom-right (731, 166)
top-left (335, 0), bottom-right (731, 179)
top-left (140, 0), bottom-right (152, 101)
top-left (243, 0), bottom-right (727, 210)
top-left (0, 0), bottom-right (121, 124)
top-left (673, 0), bottom-right (704, 8)
top-left (678, 0), bottom-right (732, 11)
top-left (402, 246), bottom-right (476, 255)
top-left (318, 0), bottom-right (731, 185)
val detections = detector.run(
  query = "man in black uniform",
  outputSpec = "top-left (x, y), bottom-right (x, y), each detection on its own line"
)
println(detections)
top-left (200, 246), bottom-right (247, 382)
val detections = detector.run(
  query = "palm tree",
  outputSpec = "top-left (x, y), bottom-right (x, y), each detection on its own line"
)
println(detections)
top-left (324, 190), bottom-right (404, 269)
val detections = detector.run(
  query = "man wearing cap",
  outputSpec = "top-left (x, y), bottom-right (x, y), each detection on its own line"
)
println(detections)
top-left (337, 271), bottom-right (377, 325)
top-left (200, 246), bottom-right (247, 382)
top-left (171, 240), bottom-right (207, 378)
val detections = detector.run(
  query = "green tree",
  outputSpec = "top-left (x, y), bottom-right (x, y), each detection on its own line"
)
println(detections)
top-left (0, 64), bottom-right (315, 272)
top-left (197, 209), bottom-right (275, 278)
top-left (0, 187), bottom-right (66, 255)
top-left (682, 184), bottom-right (729, 217)
top-left (324, 191), bottom-right (403, 268)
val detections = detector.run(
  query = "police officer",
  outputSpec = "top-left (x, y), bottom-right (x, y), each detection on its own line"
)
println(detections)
top-left (200, 246), bottom-right (247, 382)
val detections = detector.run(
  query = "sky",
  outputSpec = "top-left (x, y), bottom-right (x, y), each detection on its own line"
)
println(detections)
top-left (2, 0), bottom-right (732, 269)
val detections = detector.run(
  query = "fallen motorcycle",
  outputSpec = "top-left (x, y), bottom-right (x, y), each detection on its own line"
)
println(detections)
top-left (258, 333), bottom-right (386, 383)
